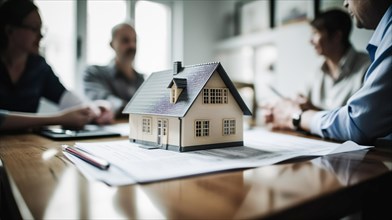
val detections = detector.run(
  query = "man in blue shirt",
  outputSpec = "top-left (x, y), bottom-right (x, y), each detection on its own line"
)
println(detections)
top-left (264, 0), bottom-right (392, 145)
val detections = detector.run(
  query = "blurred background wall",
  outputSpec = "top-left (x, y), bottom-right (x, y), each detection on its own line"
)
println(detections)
top-left (10, 0), bottom-right (372, 122)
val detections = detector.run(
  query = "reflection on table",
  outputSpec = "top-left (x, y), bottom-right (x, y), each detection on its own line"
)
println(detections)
top-left (0, 132), bottom-right (391, 219)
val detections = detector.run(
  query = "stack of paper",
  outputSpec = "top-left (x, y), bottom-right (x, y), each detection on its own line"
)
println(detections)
top-left (64, 128), bottom-right (372, 186)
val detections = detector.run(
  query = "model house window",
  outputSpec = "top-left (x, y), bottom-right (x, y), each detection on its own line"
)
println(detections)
top-left (169, 87), bottom-right (183, 103)
top-left (223, 89), bottom-right (228, 103)
top-left (171, 88), bottom-right (176, 103)
top-left (163, 120), bottom-right (167, 135)
top-left (223, 119), bottom-right (236, 135)
top-left (158, 119), bottom-right (168, 135)
top-left (203, 88), bottom-right (228, 104)
top-left (142, 117), bottom-right (152, 134)
top-left (195, 120), bottom-right (209, 137)
top-left (168, 78), bottom-right (186, 104)
top-left (203, 89), bottom-right (209, 103)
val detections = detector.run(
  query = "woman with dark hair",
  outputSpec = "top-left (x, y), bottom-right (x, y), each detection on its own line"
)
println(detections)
top-left (296, 9), bottom-right (370, 111)
top-left (0, 0), bottom-right (114, 131)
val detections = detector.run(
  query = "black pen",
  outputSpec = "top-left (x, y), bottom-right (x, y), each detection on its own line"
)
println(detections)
top-left (62, 144), bottom-right (110, 170)
top-left (268, 84), bottom-right (285, 98)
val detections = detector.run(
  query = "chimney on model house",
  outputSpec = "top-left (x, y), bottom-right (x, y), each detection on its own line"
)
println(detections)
top-left (173, 61), bottom-right (182, 75)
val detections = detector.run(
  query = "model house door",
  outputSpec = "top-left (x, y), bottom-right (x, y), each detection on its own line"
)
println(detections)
top-left (157, 119), bottom-right (168, 147)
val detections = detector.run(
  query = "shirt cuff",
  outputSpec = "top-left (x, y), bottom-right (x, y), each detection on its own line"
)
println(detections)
top-left (106, 95), bottom-right (125, 114)
top-left (59, 91), bottom-right (85, 110)
top-left (310, 110), bottom-right (329, 138)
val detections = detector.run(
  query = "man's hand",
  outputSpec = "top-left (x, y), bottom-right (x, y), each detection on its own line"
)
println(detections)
top-left (58, 106), bottom-right (96, 128)
top-left (262, 99), bottom-right (302, 130)
top-left (90, 100), bottom-right (115, 125)
top-left (295, 94), bottom-right (321, 111)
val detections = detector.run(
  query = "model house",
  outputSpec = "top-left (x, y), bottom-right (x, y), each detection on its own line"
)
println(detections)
top-left (123, 61), bottom-right (252, 152)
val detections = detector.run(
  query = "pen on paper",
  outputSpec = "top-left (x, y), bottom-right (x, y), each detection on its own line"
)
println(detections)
top-left (62, 145), bottom-right (110, 170)
top-left (268, 84), bottom-right (285, 98)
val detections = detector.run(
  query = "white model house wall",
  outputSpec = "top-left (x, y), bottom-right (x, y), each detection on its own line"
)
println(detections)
top-left (181, 71), bottom-right (244, 147)
top-left (128, 114), bottom-right (181, 146)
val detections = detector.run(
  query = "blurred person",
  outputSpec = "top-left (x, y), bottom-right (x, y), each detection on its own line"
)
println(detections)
top-left (83, 22), bottom-right (144, 118)
top-left (0, 0), bottom-right (114, 132)
top-left (298, 9), bottom-right (370, 111)
top-left (264, 0), bottom-right (392, 145)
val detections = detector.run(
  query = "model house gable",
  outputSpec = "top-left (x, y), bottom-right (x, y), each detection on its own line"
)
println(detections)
top-left (123, 61), bottom-right (251, 117)
top-left (123, 61), bottom-right (252, 152)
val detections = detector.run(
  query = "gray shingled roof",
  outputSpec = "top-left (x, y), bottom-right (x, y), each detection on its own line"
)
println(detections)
top-left (123, 62), bottom-right (252, 117)
top-left (167, 78), bottom-right (187, 88)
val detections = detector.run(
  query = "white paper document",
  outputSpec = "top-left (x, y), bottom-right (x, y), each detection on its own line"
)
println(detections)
top-left (66, 128), bottom-right (372, 186)
top-left (244, 128), bottom-right (372, 155)
top-left (101, 123), bottom-right (129, 136)
top-left (64, 152), bottom-right (136, 185)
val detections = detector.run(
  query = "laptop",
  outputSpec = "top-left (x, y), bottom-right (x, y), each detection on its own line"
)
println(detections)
top-left (39, 124), bottom-right (121, 140)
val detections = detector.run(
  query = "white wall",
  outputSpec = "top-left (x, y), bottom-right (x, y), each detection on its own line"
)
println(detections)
top-left (38, 1), bottom-right (374, 114)
top-left (274, 23), bottom-right (373, 97)
top-left (181, 0), bottom-right (221, 65)
top-left (169, 0), bottom-right (374, 126)
top-left (274, 22), bottom-right (321, 97)
top-left (210, 1), bottom-right (373, 96)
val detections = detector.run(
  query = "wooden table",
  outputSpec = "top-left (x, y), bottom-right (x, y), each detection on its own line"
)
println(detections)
top-left (1, 131), bottom-right (391, 219)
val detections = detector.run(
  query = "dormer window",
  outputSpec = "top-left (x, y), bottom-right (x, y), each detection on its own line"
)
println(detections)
top-left (168, 78), bottom-right (187, 104)
top-left (170, 85), bottom-right (182, 103)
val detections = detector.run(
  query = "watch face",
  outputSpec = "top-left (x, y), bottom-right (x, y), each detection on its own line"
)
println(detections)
top-left (292, 113), bottom-right (301, 120)
top-left (292, 112), bottom-right (302, 129)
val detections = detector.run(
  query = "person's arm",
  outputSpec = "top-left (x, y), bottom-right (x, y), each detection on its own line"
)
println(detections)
top-left (295, 94), bottom-right (324, 111)
top-left (311, 48), bottom-right (392, 144)
top-left (300, 110), bottom-right (318, 131)
top-left (262, 96), bottom-right (318, 132)
top-left (263, 98), bottom-right (303, 130)
top-left (58, 91), bottom-right (115, 125)
top-left (58, 90), bottom-right (85, 110)
top-left (0, 106), bottom-right (96, 131)
top-left (83, 66), bottom-right (124, 114)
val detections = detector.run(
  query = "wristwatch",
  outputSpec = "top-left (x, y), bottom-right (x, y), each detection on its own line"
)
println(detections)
top-left (292, 111), bottom-right (303, 131)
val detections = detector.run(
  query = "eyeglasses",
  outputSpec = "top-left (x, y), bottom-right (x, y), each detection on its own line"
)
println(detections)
top-left (15, 24), bottom-right (47, 37)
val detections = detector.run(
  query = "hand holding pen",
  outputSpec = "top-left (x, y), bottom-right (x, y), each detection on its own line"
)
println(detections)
top-left (267, 84), bottom-right (286, 99)
top-left (267, 85), bottom-right (317, 111)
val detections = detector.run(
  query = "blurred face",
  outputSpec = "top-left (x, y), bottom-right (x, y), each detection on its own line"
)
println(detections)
top-left (110, 25), bottom-right (137, 62)
top-left (344, 0), bottom-right (373, 29)
top-left (7, 10), bottom-right (43, 54)
top-left (310, 28), bottom-right (334, 57)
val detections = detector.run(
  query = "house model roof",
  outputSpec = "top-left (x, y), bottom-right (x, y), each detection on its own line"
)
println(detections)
top-left (122, 62), bottom-right (252, 117)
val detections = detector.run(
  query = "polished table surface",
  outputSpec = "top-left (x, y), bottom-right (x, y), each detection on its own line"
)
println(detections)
top-left (1, 130), bottom-right (391, 219)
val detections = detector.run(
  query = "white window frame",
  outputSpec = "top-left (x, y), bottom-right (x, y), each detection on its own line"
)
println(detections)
top-left (195, 120), bottom-right (209, 137)
top-left (73, 0), bottom-right (173, 92)
top-left (142, 117), bottom-right (152, 134)
top-left (223, 119), bottom-right (236, 135)
top-left (203, 88), bottom-right (228, 104)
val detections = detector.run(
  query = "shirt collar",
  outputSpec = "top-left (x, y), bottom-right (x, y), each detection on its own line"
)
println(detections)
top-left (321, 46), bottom-right (357, 80)
top-left (339, 46), bottom-right (356, 76)
top-left (108, 59), bottom-right (117, 77)
top-left (367, 5), bottom-right (392, 59)
top-left (108, 59), bottom-right (138, 81)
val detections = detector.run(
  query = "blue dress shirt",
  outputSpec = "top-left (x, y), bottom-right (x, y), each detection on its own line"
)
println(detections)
top-left (310, 6), bottom-right (392, 145)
